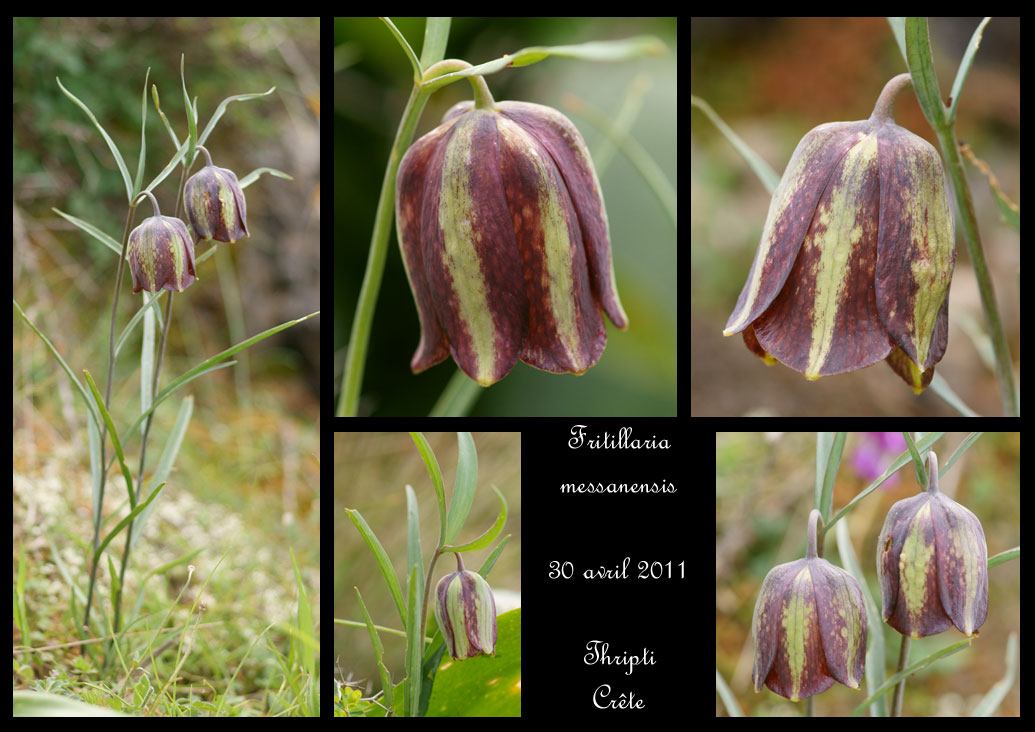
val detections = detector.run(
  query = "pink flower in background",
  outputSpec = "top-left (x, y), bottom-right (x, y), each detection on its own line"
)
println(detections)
top-left (851, 432), bottom-right (906, 488)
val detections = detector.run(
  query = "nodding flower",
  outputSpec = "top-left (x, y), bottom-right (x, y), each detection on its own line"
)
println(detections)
top-left (877, 451), bottom-right (988, 638)
top-left (395, 82), bottom-right (627, 385)
top-left (724, 74), bottom-right (955, 393)
top-left (752, 510), bottom-right (867, 701)
top-left (127, 190), bottom-right (195, 293)
top-left (434, 553), bottom-right (497, 661)
top-left (183, 145), bottom-right (249, 244)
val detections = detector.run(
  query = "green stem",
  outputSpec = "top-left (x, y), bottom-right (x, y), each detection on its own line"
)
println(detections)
top-left (337, 60), bottom-right (493, 416)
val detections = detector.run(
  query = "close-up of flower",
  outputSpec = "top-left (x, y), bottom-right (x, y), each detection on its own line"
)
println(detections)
top-left (751, 509), bottom-right (867, 702)
top-left (395, 85), bottom-right (628, 386)
top-left (695, 18), bottom-right (1019, 417)
top-left (723, 74), bottom-right (955, 393)
top-left (877, 451), bottom-right (988, 638)
top-left (336, 18), bottom-right (676, 417)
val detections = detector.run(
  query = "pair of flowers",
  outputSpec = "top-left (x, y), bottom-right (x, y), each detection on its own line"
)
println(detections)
top-left (127, 145), bottom-right (249, 294)
top-left (751, 452), bottom-right (988, 702)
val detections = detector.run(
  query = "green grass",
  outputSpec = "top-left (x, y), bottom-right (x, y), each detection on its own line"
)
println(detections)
top-left (13, 423), bottom-right (320, 717)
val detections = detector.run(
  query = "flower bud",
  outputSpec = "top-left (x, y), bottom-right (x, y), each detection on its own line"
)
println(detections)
top-left (128, 191), bottom-right (196, 293)
top-left (752, 510), bottom-right (867, 701)
top-left (395, 86), bottom-right (627, 385)
top-left (434, 553), bottom-right (497, 660)
top-left (183, 145), bottom-right (249, 243)
top-left (877, 451), bottom-right (988, 638)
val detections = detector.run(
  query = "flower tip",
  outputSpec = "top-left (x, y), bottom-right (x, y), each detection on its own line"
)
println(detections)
top-left (722, 328), bottom-right (735, 337)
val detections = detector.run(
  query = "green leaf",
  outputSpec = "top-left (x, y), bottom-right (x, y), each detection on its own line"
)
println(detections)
top-left (405, 484), bottom-right (424, 610)
top-left (345, 508), bottom-right (407, 629)
top-left (419, 37), bottom-right (665, 94)
top-left (289, 548), bottom-right (317, 715)
top-left (14, 300), bottom-right (100, 429)
top-left (82, 369), bottom-right (136, 509)
top-left (181, 54), bottom-right (197, 169)
top-left (106, 553), bottom-right (121, 612)
top-left (116, 311), bottom-right (318, 443)
top-left (92, 482), bottom-right (165, 567)
top-left (425, 608), bottom-right (521, 717)
top-left (404, 565), bottom-right (421, 717)
top-left (55, 77), bottom-right (134, 202)
top-left (129, 396), bottom-right (192, 550)
top-left (13, 690), bottom-right (130, 717)
top-left (355, 587), bottom-right (394, 712)
top-left (134, 68), bottom-right (150, 193)
top-left (444, 432), bottom-right (477, 544)
top-left (196, 87), bottom-right (276, 151)
top-left (444, 485), bottom-right (507, 553)
top-left (410, 432), bottom-right (447, 541)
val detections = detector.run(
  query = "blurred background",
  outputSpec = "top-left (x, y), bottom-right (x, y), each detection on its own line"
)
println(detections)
top-left (715, 431), bottom-right (1020, 716)
top-left (334, 18), bottom-right (677, 415)
top-left (691, 18), bottom-right (1019, 415)
top-left (336, 432), bottom-right (521, 692)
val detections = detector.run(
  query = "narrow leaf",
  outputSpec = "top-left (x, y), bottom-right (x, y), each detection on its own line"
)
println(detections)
top-left (289, 548), bottom-right (316, 684)
top-left (55, 77), bottom-right (134, 201)
top-left (444, 432), bottom-right (477, 543)
top-left (82, 369), bottom-right (136, 509)
top-left (129, 396), bottom-right (193, 549)
top-left (345, 508), bottom-right (407, 629)
top-left (93, 482), bottom-right (166, 566)
top-left (409, 432), bottom-right (447, 540)
top-left (404, 565), bottom-right (421, 717)
top-left (444, 484), bottom-right (508, 553)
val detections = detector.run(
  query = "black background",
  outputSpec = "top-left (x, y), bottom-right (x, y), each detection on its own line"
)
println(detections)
top-left (520, 419), bottom-right (686, 716)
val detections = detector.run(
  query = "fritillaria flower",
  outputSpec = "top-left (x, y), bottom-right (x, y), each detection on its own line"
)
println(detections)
top-left (127, 191), bottom-right (195, 293)
top-left (877, 451), bottom-right (988, 638)
top-left (752, 510), bottom-right (867, 701)
top-left (183, 145), bottom-right (249, 244)
top-left (395, 80), bottom-right (627, 386)
top-left (434, 553), bottom-right (497, 660)
top-left (724, 74), bottom-right (955, 392)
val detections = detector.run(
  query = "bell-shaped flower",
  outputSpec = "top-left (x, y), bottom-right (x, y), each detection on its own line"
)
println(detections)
top-left (752, 510), bottom-right (867, 701)
top-left (127, 191), bottom-right (196, 293)
top-left (723, 73), bottom-right (955, 393)
top-left (877, 451), bottom-right (988, 638)
top-left (395, 78), bottom-right (627, 386)
top-left (183, 145), bottom-right (249, 243)
top-left (434, 553), bottom-right (497, 660)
